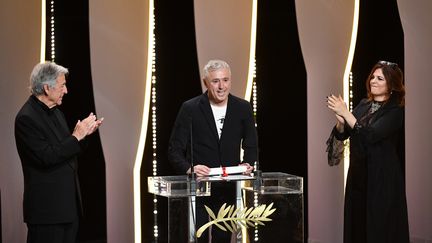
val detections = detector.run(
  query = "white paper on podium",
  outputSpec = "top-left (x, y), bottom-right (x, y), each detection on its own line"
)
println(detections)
top-left (204, 174), bottom-right (255, 181)
top-left (208, 165), bottom-right (247, 176)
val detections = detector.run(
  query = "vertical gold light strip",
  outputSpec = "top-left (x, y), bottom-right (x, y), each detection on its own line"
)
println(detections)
top-left (133, 0), bottom-right (155, 242)
top-left (251, 59), bottom-right (260, 243)
top-left (243, 1), bottom-right (258, 242)
top-left (49, 0), bottom-right (55, 61)
top-left (40, 0), bottom-right (55, 62)
top-left (150, 10), bottom-right (159, 240)
top-left (245, 0), bottom-right (258, 101)
top-left (342, 0), bottom-right (360, 189)
top-left (40, 0), bottom-right (46, 62)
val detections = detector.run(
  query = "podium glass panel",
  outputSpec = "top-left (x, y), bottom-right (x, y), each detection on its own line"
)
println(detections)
top-left (148, 175), bottom-right (211, 242)
top-left (148, 173), bottom-right (303, 243)
top-left (243, 172), bottom-right (304, 243)
top-left (148, 175), bottom-right (211, 197)
top-left (243, 172), bottom-right (303, 194)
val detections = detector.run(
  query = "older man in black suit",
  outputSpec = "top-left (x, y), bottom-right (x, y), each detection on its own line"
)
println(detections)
top-left (14, 62), bottom-right (103, 243)
top-left (168, 59), bottom-right (258, 242)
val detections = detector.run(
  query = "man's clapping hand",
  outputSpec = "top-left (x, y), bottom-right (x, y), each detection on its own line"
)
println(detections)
top-left (72, 112), bottom-right (104, 141)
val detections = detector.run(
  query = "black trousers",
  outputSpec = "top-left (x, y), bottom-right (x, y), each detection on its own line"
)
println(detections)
top-left (26, 217), bottom-right (79, 243)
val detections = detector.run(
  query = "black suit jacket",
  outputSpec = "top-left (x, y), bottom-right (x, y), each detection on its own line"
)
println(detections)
top-left (14, 96), bottom-right (82, 224)
top-left (168, 92), bottom-right (258, 174)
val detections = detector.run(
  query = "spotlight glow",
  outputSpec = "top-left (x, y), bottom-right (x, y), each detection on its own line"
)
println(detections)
top-left (40, 0), bottom-right (46, 62)
top-left (342, 0), bottom-right (360, 190)
top-left (133, 1), bottom-right (155, 242)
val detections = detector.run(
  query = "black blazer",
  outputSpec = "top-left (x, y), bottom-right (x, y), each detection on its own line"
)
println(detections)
top-left (168, 92), bottom-right (258, 174)
top-left (14, 96), bottom-right (82, 224)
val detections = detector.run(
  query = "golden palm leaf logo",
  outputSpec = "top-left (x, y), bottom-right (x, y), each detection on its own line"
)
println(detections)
top-left (196, 203), bottom-right (276, 238)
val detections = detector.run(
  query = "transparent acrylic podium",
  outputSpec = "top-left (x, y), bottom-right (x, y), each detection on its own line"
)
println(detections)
top-left (148, 172), bottom-right (303, 243)
top-left (242, 172), bottom-right (304, 243)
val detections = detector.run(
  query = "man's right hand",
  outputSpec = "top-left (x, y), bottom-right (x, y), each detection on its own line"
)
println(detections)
top-left (187, 164), bottom-right (210, 177)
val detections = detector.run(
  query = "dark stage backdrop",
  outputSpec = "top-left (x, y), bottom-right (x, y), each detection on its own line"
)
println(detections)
top-left (352, 0), bottom-right (404, 105)
top-left (255, 1), bottom-right (309, 240)
top-left (36, 0), bottom-right (405, 242)
top-left (351, 0), bottom-right (405, 171)
top-left (45, 1), bottom-right (107, 242)
top-left (140, 0), bottom-right (311, 242)
top-left (140, 0), bottom-right (202, 242)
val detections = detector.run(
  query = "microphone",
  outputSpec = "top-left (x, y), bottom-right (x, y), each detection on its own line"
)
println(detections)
top-left (189, 116), bottom-right (196, 194)
top-left (188, 116), bottom-right (197, 243)
top-left (253, 131), bottom-right (262, 192)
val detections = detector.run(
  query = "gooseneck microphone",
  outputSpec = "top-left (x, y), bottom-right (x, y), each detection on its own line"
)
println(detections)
top-left (253, 131), bottom-right (262, 192)
top-left (188, 116), bottom-right (197, 243)
top-left (189, 117), bottom-right (196, 194)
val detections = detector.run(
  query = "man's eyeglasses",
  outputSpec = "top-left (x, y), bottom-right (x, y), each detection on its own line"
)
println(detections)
top-left (378, 60), bottom-right (398, 68)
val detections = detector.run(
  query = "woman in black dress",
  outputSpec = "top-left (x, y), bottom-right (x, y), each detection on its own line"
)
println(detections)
top-left (326, 61), bottom-right (409, 243)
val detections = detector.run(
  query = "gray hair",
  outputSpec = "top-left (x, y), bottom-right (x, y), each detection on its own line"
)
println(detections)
top-left (202, 59), bottom-right (231, 80)
top-left (30, 62), bottom-right (68, 95)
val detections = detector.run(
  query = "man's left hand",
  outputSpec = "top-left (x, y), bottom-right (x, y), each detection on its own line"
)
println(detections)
top-left (240, 163), bottom-right (254, 174)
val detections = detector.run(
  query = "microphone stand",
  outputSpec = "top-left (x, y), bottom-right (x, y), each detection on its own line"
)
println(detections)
top-left (253, 161), bottom-right (262, 192)
top-left (253, 133), bottom-right (262, 192)
top-left (188, 118), bottom-right (197, 243)
top-left (189, 118), bottom-right (196, 194)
